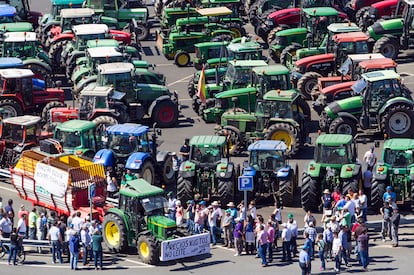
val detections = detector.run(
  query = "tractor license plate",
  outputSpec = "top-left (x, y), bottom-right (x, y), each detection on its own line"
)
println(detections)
top-left (160, 233), bottom-right (210, 261)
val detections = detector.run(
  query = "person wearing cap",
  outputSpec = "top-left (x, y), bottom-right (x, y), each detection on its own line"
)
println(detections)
top-left (208, 201), bottom-right (220, 246)
top-left (363, 145), bottom-right (377, 171)
top-left (222, 209), bottom-right (234, 248)
top-left (281, 222), bottom-right (292, 262)
top-left (179, 138), bottom-right (190, 161)
top-left (321, 189), bottom-right (333, 211)
top-left (233, 217), bottom-right (244, 256)
top-left (299, 244), bottom-right (311, 275)
top-left (287, 213), bottom-right (298, 257)
top-left (167, 192), bottom-right (177, 221)
top-left (48, 220), bottom-right (63, 264)
top-left (227, 202), bottom-right (237, 225)
top-left (390, 207), bottom-right (400, 247)
top-left (380, 201), bottom-right (393, 242)
top-left (383, 186), bottom-right (397, 203)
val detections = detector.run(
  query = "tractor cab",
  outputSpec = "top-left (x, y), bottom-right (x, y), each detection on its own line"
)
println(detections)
top-left (252, 64), bottom-right (291, 96)
top-left (0, 115), bottom-right (41, 146)
top-left (332, 32), bottom-right (370, 65)
top-left (0, 4), bottom-right (16, 23)
top-left (314, 136), bottom-right (354, 165)
top-left (71, 24), bottom-right (109, 51)
top-left (78, 86), bottom-right (118, 120)
top-left (86, 46), bottom-right (124, 68)
top-left (2, 32), bottom-right (40, 58)
top-left (96, 62), bottom-right (134, 94)
top-left (189, 135), bottom-right (228, 165)
top-left (0, 68), bottom-right (36, 106)
top-left (255, 90), bottom-right (299, 123)
top-left (248, 140), bottom-right (287, 172)
top-left (59, 8), bottom-right (96, 34)
top-left (221, 60), bottom-right (268, 91)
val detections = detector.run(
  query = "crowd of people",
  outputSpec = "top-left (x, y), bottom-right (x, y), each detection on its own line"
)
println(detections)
top-left (0, 199), bottom-right (104, 270)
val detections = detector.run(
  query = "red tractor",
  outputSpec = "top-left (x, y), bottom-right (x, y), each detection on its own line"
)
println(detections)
top-left (0, 68), bottom-right (65, 120)
top-left (356, 0), bottom-right (399, 31)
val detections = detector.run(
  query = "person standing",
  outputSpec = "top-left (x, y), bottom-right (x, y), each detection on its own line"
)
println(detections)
top-left (338, 225), bottom-right (351, 268)
top-left (316, 233), bottom-right (326, 271)
top-left (304, 222), bottom-right (317, 258)
top-left (0, 212), bottom-right (12, 238)
top-left (125, 169), bottom-right (138, 181)
top-left (390, 207), bottom-right (400, 247)
top-left (39, 212), bottom-right (48, 240)
top-left (208, 204), bottom-right (219, 246)
top-left (363, 146), bottom-right (377, 170)
top-left (383, 186), bottom-right (397, 204)
top-left (359, 189), bottom-right (368, 222)
top-left (272, 201), bottom-right (282, 224)
top-left (380, 201), bottom-right (393, 242)
top-left (299, 245), bottom-right (311, 275)
top-left (281, 223), bottom-right (292, 262)
top-left (106, 167), bottom-right (118, 198)
top-left (257, 224), bottom-right (268, 267)
top-left (321, 189), bottom-right (333, 211)
top-left (91, 229), bottom-right (103, 270)
top-left (179, 138), bottom-right (190, 161)
top-left (8, 228), bottom-right (18, 265)
top-left (4, 199), bottom-right (14, 224)
top-left (71, 212), bottom-right (84, 233)
top-left (287, 213), bottom-right (298, 257)
top-left (233, 217), bottom-right (244, 256)
top-left (186, 200), bottom-right (195, 234)
top-left (167, 192), bottom-right (177, 221)
top-left (171, 152), bottom-right (180, 181)
top-left (17, 213), bottom-right (27, 237)
top-left (244, 215), bottom-right (255, 255)
top-left (323, 224), bottom-right (333, 261)
top-left (69, 230), bottom-right (80, 270)
top-left (304, 210), bottom-right (317, 229)
top-left (358, 229), bottom-right (369, 271)
top-left (267, 220), bottom-right (275, 262)
top-left (80, 224), bottom-right (91, 266)
top-left (48, 220), bottom-right (63, 264)
top-left (332, 231), bottom-right (342, 272)
top-left (222, 209), bottom-right (233, 248)
top-left (363, 167), bottom-right (373, 206)
top-left (248, 200), bottom-right (257, 220)
top-left (176, 200), bottom-right (184, 226)
top-left (28, 208), bottom-right (38, 240)
top-left (194, 202), bottom-right (205, 234)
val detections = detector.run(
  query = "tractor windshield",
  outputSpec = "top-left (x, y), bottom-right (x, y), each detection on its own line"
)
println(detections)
top-left (316, 144), bottom-right (352, 164)
top-left (1, 123), bottom-right (24, 143)
top-left (261, 100), bottom-right (293, 119)
top-left (255, 73), bottom-right (289, 90)
top-left (250, 150), bottom-right (285, 171)
top-left (62, 16), bottom-right (93, 32)
top-left (191, 145), bottom-right (222, 163)
top-left (79, 95), bottom-right (109, 111)
top-left (140, 195), bottom-right (167, 214)
top-left (3, 41), bottom-right (37, 58)
top-left (98, 72), bottom-right (132, 92)
top-left (76, 33), bottom-right (107, 49)
top-left (225, 65), bottom-right (251, 85)
top-left (55, 131), bottom-right (81, 148)
top-left (383, 149), bottom-right (414, 167)
top-left (228, 50), bottom-right (262, 61)
top-left (108, 134), bottom-right (150, 155)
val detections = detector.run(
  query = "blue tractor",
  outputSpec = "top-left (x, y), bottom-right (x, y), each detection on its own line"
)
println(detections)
top-left (242, 140), bottom-right (298, 206)
top-left (93, 123), bottom-right (175, 187)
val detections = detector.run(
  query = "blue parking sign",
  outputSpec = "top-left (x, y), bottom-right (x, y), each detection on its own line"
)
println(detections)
top-left (238, 176), bottom-right (253, 191)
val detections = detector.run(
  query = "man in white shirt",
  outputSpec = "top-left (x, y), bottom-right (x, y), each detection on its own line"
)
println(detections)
top-left (0, 212), bottom-right (13, 238)
top-left (363, 146), bottom-right (377, 170)
top-left (71, 212), bottom-right (84, 232)
top-left (17, 213), bottom-right (27, 236)
top-left (48, 220), bottom-right (63, 264)
top-left (332, 231), bottom-right (342, 272)
top-left (287, 213), bottom-right (298, 257)
top-left (281, 223), bottom-right (292, 262)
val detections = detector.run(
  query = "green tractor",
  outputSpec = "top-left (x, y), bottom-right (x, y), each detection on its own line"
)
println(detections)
top-left (301, 134), bottom-right (361, 212)
top-left (268, 7), bottom-right (345, 63)
top-left (102, 179), bottom-right (203, 264)
top-left (157, 7), bottom-right (241, 67)
top-left (177, 135), bottom-right (237, 206)
top-left (54, 119), bottom-right (100, 159)
top-left (319, 70), bottom-right (414, 138)
top-left (217, 89), bottom-right (310, 156)
top-left (371, 138), bottom-right (414, 212)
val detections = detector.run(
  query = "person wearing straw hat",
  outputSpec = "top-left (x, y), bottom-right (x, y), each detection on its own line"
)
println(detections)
top-left (321, 189), bottom-right (333, 211)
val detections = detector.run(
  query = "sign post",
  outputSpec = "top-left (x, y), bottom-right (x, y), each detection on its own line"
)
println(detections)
top-left (238, 176), bottom-right (253, 220)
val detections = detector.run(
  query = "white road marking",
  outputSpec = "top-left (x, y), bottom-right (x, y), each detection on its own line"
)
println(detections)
top-left (0, 184), bottom-right (16, 193)
top-left (167, 75), bottom-right (193, 87)
top-left (123, 258), bottom-right (154, 267)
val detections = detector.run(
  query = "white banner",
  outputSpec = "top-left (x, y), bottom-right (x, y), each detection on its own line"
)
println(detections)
top-left (160, 233), bottom-right (210, 261)
top-left (34, 162), bottom-right (69, 198)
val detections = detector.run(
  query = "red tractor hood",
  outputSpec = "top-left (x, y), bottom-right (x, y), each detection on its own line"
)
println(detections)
top-left (295, 53), bottom-right (335, 68)
top-left (321, 81), bottom-right (356, 96)
top-left (268, 8), bottom-right (300, 20)
top-left (108, 30), bottom-right (131, 45)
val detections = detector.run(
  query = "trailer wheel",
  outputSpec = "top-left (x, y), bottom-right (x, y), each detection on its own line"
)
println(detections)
top-left (0, 99), bottom-right (23, 119)
top-left (137, 235), bottom-right (159, 265)
top-left (371, 180), bottom-right (386, 213)
top-left (301, 173), bottom-right (320, 212)
top-left (177, 176), bottom-right (193, 204)
top-left (103, 213), bottom-right (128, 252)
top-left (139, 160), bottom-right (155, 185)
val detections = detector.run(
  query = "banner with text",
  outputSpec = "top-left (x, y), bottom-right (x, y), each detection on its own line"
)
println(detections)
top-left (34, 162), bottom-right (69, 198)
top-left (160, 233), bottom-right (210, 261)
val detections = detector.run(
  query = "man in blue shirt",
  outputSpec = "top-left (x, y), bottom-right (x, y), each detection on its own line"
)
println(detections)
top-left (383, 186), bottom-right (397, 203)
top-left (299, 245), bottom-right (311, 275)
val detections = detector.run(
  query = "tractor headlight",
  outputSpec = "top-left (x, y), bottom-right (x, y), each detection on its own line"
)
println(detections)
top-left (220, 172), bottom-right (226, 177)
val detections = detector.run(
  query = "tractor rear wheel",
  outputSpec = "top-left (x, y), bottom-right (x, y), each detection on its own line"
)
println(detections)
top-left (92, 116), bottom-right (118, 137)
top-left (103, 213), bottom-right (128, 252)
top-left (297, 96), bottom-right (311, 122)
top-left (135, 23), bottom-right (149, 41)
top-left (265, 123), bottom-right (299, 157)
top-left (280, 178), bottom-right (294, 207)
top-left (217, 126), bottom-right (243, 155)
top-left (49, 40), bottom-right (68, 69)
top-left (177, 176), bottom-right (193, 203)
top-left (151, 100), bottom-right (179, 128)
top-left (371, 180), bottom-right (386, 213)
top-left (41, 101), bottom-right (66, 124)
top-left (218, 179), bottom-right (234, 206)
top-left (355, 7), bottom-right (371, 30)
top-left (0, 99), bottom-right (23, 118)
top-left (280, 43), bottom-right (301, 66)
top-left (192, 95), bottom-right (201, 114)
top-left (161, 154), bottom-right (175, 185)
top-left (188, 75), bottom-right (196, 97)
top-left (381, 104), bottom-right (414, 138)
top-left (297, 71), bottom-right (322, 100)
top-left (137, 235), bottom-right (159, 265)
top-left (328, 117), bottom-right (357, 137)
top-left (226, 22), bottom-right (246, 38)
top-left (301, 173), bottom-right (320, 212)
top-left (174, 51), bottom-right (191, 67)
top-left (139, 161), bottom-right (155, 185)
top-left (267, 26), bottom-right (284, 46)
top-left (373, 36), bottom-right (399, 60)
top-left (342, 178), bottom-right (359, 194)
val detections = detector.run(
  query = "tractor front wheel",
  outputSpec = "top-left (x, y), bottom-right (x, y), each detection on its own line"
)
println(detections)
top-left (137, 235), bottom-right (159, 265)
top-left (103, 213), bottom-right (128, 252)
top-left (328, 117), bottom-right (357, 137)
top-left (301, 173), bottom-right (320, 212)
top-left (265, 123), bottom-right (299, 157)
top-left (371, 180), bottom-right (386, 213)
top-left (139, 161), bottom-right (155, 185)
top-left (373, 36), bottom-right (399, 60)
top-left (177, 176), bottom-right (193, 204)
top-left (174, 52), bottom-right (191, 67)
top-left (297, 72), bottom-right (322, 100)
top-left (381, 104), bottom-right (414, 138)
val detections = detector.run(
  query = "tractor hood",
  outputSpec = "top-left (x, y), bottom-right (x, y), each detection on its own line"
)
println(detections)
top-left (295, 53), bottom-right (335, 68)
top-left (135, 83), bottom-right (171, 97)
top-left (368, 18), bottom-right (403, 41)
top-left (276, 27), bottom-right (307, 37)
top-left (268, 8), bottom-right (301, 21)
top-left (296, 47), bottom-right (326, 60)
top-left (215, 87), bottom-right (257, 99)
top-left (220, 111), bottom-right (256, 126)
top-left (320, 81), bottom-right (356, 96)
top-left (324, 96), bottom-right (363, 119)
top-left (307, 161), bottom-right (359, 179)
top-left (148, 215), bottom-right (177, 228)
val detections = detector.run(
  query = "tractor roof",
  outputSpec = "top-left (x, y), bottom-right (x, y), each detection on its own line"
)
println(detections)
top-left (73, 24), bottom-right (108, 35)
top-left (263, 89), bottom-right (298, 102)
top-left (383, 138), bottom-right (414, 150)
top-left (248, 140), bottom-right (287, 152)
top-left (0, 68), bottom-right (33, 78)
top-left (327, 22), bottom-right (359, 33)
top-left (60, 8), bottom-right (94, 18)
top-left (0, 22), bottom-right (33, 32)
top-left (52, 0), bottom-right (85, 5)
top-left (195, 41), bottom-right (229, 49)
top-left (359, 58), bottom-right (397, 70)
top-left (97, 62), bottom-right (134, 74)
top-left (316, 134), bottom-right (353, 146)
top-left (302, 7), bottom-right (338, 17)
top-left (176, 16), bottom-right (209, 26)
top-left (80, 86), bottom-right (113, 97)
top-left (1, 115), bottom-right (41, 126)
top-left (56, 119), bottom-right (96, 132)
top-left (0, 57), bottom-right (23, 69)
top-left (105, 123), bottom-right (149, 136)
top-left (228, 60), bottom-right (268, 67)
top-left (4, 32), bottom-right (37, 42)
top-left (0, 4), bottom-right (16, 17)
top-left (333, 31), bottom-right (369, 43)
top-left (196, 7), bottom-right (232, 17)
top-left (252, 64), bottom-right (289, 76)
top-left (87, 47), bottom-right (122, 58)
top-left (86, 39), bottom-right (119, 48)
top-left (190, 135), bottom-right (227, 147)
top-left (361, 70), bottom-right (400, 82)
top-left (227, 41), bottom-right (262, 53)
top-left (119, 178), bottom-right (165, 198)
top-left (347, 53), bottom-right (386, 62)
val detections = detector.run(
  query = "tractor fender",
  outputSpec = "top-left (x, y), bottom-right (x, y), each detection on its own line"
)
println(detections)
top-left (109, 30), bottom-right (131, 45)
top-left (216, 162), bottom-right (234, 179)
top-left (211, 29), bottom-right (235, 36)
top-left (276, 166), bottom-right (290, 179)
top-left (93, 149), bottom-right (115, 167)
top-left (136, 230), bottom-right (152, 239)
top-left (340, 163), bottom-right (361, 179)
top-left (148, 95), bottom-right (175, 116)
top-left (337, 112), bottom-right (359, 123)
top-left (378, 97), bottom-right (414, 116)
top-left (52, 33), bottom-right (74, 43)
top-left (42, 20), bottom-right (60, 32)
top-left (125, 152), bottom-right (154, 170)
top-left (105, 208), bottom-right (130, 232)
top-left (352, 163), bottom-right (362, 177)
top-left (242, 166), bottom-right (257, 177)
top-left (23, 59), bottom-right (52, 73)
top-left (307, 161), bottom-right (321, 178)
top-left (156, 150), bottom-right (170, 165)
top-left (373, 164), bottom-right (388, 181)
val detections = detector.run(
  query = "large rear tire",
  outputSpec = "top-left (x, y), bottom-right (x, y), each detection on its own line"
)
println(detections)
top-left (188, 75), bottom-right (196, 98)
top-left (280, 43), bottom-right (301, 66)
top-left (373, 36), bottom-right (399, 60)
top-left (371, 180), bottom-right (386, 213)
top-left (151, 100), bottom-right (179, 128)
top-left (139, 161), bottom-right (155, 185)
top-left (49, 40), bottom-right (68, 69)
top-left (328, 117), bottom-right (357, 137)
top-left (265, 123), bottom-right (299, 157)
top-left (342, 178), bottom-right (359, 194)
top-left (0, 99), bottom-right (23, 119)
top-left (217, 126), bottom-right (243, 155)
top-left (92, 116), bottom-right (118, 138)
top-left (103, 213), bottom-right (128, 252)
top-left (218, 179), bottom-right (234, 206)
top-left (177, 176), bottom-right (193, 204)
top-left (41, 101), bottom-right (66, 124)
top-left (280, 178), bottom-right (294, 207)
top-left (297, 71), bottom-right (322, 100)
top-left (161, 154), bottom-right (175, 185)
top-left (137, 235), bottom-right (159, 265)
top-left (301, 173), bottom-right (320, 212)
top-left (381, 104), bottom-right (414, 138)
